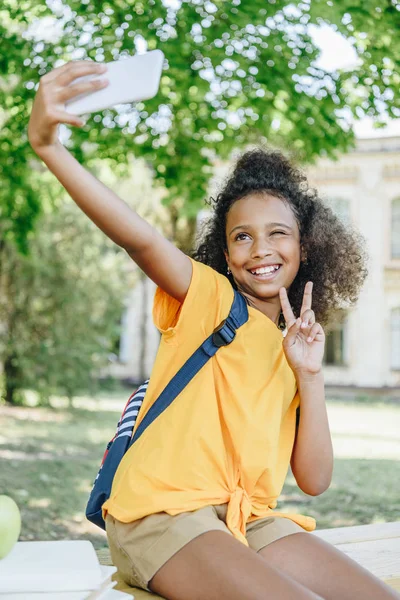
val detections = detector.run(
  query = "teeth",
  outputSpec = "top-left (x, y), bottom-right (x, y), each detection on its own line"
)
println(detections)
top-left (251, 265), bottom-right (280, 275)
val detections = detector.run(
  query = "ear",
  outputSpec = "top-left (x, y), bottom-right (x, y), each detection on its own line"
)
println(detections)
top-left (224, 250), bottom-right (232, 275)
top-left (224, 249), bottom-right (229, 267)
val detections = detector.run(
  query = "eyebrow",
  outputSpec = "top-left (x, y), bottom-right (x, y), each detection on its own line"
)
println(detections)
top-left (228, 222), bottom-right (293, 236)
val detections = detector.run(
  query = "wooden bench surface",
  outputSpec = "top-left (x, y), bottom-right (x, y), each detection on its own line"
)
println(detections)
top-left (97, 521), bottom-right (400, 599)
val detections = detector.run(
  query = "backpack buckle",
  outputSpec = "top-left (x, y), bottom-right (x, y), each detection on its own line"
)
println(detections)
top-left (212, 319), bottom-right (236, 347)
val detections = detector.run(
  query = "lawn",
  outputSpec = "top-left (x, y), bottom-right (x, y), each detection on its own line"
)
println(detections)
top-left (0, 389), bottom-right (399, 552)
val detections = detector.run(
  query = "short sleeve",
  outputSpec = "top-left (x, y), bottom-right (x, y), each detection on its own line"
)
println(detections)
top-left (152, 258), bottom-right (233, 344)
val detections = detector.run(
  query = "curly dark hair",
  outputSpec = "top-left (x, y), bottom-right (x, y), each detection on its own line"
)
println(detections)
top-left (192, 147), bottom-right (368, 327)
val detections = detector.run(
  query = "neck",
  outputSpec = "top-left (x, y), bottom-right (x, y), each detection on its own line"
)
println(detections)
top-left (241, 292), bottom-right (282, 326)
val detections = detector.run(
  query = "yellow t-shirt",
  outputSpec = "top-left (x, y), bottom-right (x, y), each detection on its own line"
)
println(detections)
top-left (103, 259), bottom-right (316, 544)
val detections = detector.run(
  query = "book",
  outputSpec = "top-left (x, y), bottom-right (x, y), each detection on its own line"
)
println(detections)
top-left (0, 541), bottom-right (120, 595)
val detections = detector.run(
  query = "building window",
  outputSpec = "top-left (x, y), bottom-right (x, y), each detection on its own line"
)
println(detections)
top-left (391, 197), bottom-right (400, 259)
top-left (325, 197), bottom-right (350, 225)
top-left (391, 308), bottom-right (400, 370)
top-left (324, 313), bottom-right (348, 366)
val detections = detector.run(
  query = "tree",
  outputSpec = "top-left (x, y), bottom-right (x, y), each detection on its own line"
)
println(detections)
top-left (0, 201), bottom-right (128, 405)
top-left (1, 0), bottom-right (399, 400)
top-left (1, 0), bottom-right (399, 249)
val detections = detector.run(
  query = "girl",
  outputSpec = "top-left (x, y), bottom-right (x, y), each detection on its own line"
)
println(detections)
top-left (28, 60), bottom-right (398, 600)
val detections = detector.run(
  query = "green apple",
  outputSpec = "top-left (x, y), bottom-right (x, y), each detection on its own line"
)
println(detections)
top-left (0, 495), bottom-right (21, 559)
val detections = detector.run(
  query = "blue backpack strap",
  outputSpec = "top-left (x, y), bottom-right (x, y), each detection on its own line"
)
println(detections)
top-left (130, 290), bottom-right (248, 446)
top-left (85, 289), bottom-right (248, 530)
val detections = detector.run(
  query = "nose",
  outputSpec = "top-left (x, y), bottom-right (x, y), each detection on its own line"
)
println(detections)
top-left (251, 237), bottom-right (273, 259)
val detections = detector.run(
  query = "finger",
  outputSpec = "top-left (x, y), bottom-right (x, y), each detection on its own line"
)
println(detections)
top-left (57, 61), bottom-right (108, 87)
top-left (40, 63), bottom-right (71, 84)
top-left (59, 77), bottom-right (109, 102)
top-left (41, 60), bottom-right (98, 84)
top-left (300, 309), bottom-right (315, 329)
top-left (279, 287), bottom-right (296, 327)
top-left (306, 323), bottom-right (324, 343)
top-left (41, 61), bottom-right (107, 86)
top-left (51, 110), bottom-right (86, 128)
top-left (300, 281), bottom-right (313, 316)
top-left (285, 317), bottom-right (301, 346)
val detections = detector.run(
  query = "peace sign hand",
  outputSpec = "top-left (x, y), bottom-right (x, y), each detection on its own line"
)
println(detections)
top-left (279, 282), bottom-right (325, 376)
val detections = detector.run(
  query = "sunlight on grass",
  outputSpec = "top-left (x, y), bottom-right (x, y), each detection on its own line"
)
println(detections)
top-left (29, 498), bottom-right (51, 508)
top-left (327, 402), bottom-right (400, 459)
top-left (1, 393), bottom-right (399, 543)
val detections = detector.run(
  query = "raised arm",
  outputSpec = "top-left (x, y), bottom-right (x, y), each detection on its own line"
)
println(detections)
top-left (279, 284), bottom-right (333, 495)
top-left (28, 60), bottom-right (192, 302)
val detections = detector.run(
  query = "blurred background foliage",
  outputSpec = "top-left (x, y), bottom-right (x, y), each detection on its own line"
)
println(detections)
top-left (0, 0), bottom-right (399, 404)
top-left (0, 202), bottom-right (128, 405)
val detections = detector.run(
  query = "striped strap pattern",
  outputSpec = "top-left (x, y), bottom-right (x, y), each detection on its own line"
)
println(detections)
top-left (115, 380), bottom-right (149, 440)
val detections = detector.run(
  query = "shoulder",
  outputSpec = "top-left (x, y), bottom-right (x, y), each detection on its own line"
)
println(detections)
top-left (153, 258), bottom-right (234, 335)
top-left (190, 258), bottom-right (230, 287)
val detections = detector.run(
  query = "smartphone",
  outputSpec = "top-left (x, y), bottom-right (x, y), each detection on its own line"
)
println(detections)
top-left (65, 49), bottom-right (164, 115)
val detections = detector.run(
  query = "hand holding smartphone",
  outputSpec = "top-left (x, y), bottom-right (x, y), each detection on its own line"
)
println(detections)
top-left (65, 50), bottom-right (164, 115)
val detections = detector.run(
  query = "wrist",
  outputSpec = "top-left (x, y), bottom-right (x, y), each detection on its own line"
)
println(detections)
top-left (32, 140), bottom-right (64, 161)
top-left (294, 368), bottom-right (324, 384)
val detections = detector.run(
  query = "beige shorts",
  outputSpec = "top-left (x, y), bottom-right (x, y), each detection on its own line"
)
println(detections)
top-left (106, 504), bottom-right (305, 591)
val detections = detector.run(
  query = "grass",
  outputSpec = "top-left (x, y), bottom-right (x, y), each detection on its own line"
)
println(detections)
top-left (0, 389), bottom-right (399, 551)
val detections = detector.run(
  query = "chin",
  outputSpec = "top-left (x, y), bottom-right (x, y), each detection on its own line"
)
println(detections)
top-left (258, 288), bottom-right (282, 299)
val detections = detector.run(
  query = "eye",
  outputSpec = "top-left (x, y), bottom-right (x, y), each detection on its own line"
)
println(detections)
top-left (271, 230), bottom-right (287, 236)
top-left (235, 232), bottom-right (250, 241)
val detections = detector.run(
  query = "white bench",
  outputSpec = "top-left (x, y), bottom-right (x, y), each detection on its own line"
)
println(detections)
top-left (97, 521), bottom-right (400, 598)
top-left (313, 521), bottom-right (400, 592)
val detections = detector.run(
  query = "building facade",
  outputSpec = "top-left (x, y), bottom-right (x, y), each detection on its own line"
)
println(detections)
top-left (114, 135), bottom-right (400, 389)
top-left (307, 136), bottom-right (400, 388)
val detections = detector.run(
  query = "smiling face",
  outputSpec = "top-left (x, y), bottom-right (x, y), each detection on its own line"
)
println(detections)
top-left (224, 192), bottom-right (301, 321)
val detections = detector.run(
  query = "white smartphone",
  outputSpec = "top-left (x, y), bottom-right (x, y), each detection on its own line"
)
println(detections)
top-left (65, 49), bottom-right (164, 115)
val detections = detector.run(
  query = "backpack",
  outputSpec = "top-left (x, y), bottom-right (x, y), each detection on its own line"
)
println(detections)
top-left (86, 289), bottom-right (249, 530)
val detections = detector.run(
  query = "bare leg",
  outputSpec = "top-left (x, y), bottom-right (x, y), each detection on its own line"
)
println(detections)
top-left (259, 532), bottom-right (400, 600)
top-left (150, 530), bottom-right (325, 600)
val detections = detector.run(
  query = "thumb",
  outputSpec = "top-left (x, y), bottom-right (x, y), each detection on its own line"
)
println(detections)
top-left (284, 317), bottom-right (301, 347)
